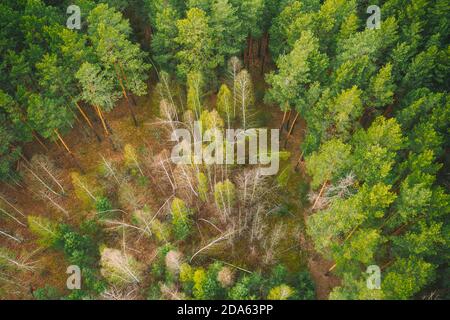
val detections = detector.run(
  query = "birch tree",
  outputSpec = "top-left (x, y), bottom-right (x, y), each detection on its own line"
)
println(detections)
top-left (186, 71), bottom-right (204, 119)
top-left (171, 197), bottom-right (193, 241)
top-left (235, 70), bottom-right (254, 129)
top-left (27, 215), bottom-right (58, 248)
top-left (227, 57), bottom-right (242, 118)
top-left (100, 248), bottom-right (143, 285)
top-left (214, 179), bottom-right (236, 219)
top-left (217, 84), bottom-right (234, 127)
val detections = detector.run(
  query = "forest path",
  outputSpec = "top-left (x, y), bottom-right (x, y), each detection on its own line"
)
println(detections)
top-left (264, 101), bottom-right (340, 300)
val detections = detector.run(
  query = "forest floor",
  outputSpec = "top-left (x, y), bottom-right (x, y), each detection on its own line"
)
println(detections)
top-left (268, 107), bottom-right (341, 299)
top-left (1, 73), bottom-right (339, 300)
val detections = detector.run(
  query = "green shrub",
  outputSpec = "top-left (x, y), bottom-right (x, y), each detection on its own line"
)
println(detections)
top-left (54, 224), bottom-right (105, 299)
top-left (192, 268), bottom-right (207, 299)
top-left (79, 218), bottom-right (102, 239)
top-left (95, 196), bottom-right (112, 212)
top-left (179, 262), bottom-right (195, 295)
top-left (147, 283), bottom-right (162, 300)
top-left (33, 285), bottom-right (61, 300)
top-left (27, 216), bottom-right (59, 248)
top-left (137, 175), bottom-right (149, 186)
top-left (170, 198), bottom-right (193, 241)
top-left (200, 262), bottom-right (225, 299)
top-left (95, 196), bottom-right (114, 219)
top-left (296, 271), bottom-right (316, 300)
top-left (228, 272), bottom-right (263, 300)
top-left (267, 284), bottom-right (296, 300)
top-left (151, 244), bottom-right (174, 281)
top-left (267, 264), bottom-right (289, 288)
top-left (56, 224), bottom-right (98, 266)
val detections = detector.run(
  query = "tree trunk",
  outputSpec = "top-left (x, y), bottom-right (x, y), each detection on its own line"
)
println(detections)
top-left (94, 106), bottom-right (117, 151)
top-left (75, 102), bottom-right (102, 142)
top-left (279, 110), bottom-right (287, 131)
top-left (285, 109), bottom-right (292, 131)
top-left (392, 223), bottom-right (409, 236)
top-left (0, 207), bottom-right (25, 226)
top-left (54, 129), bottom-right (84, 173)
top-left (54, 129), bottom-right (72, 155)
top-left (95, 105), bottom-right (109, 136)
top-left (381, 260), bottom-right (394, 271)
top-left (312, 180), bottom-right (328, 211)
top-left (258, 36), bottom-right (263, 59)
top-left (246, 35), bottom-right (252, 69)
top-left (124, 92), bottom-right (138, 127)
top-left (114, 63), bottom-right (138, 127)
top-left (118, 63), bottom-right (139, 108)
top-left (326, 224), bottom-right (361, 276)
top-left (294, 151), bottom-right (305, 172)
top-left (326, 263), bottom-right (337, 274)
top-left (284, 112), bottom-right (300, 148)
top-left (130, 94), bottom-right (138, 107)
top-left (31, 131), bottom-right (48, 151)
top-left (0, 194), bottom-right (26, 218)
top-left (261, 33), bottom-right (268, 75)
top-left (19, 155), bottom-right (61, 196)
top-left (248, 36), bottom-right (253, 67)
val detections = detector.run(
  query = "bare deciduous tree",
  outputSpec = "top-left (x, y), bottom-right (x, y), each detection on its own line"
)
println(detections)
top-left (101, 285), bottom-right (139, 300)
top-left (100, 248), bottom-right (143, 286)
top-left (165, 250), bottom-right (183, 275)
top-left (235, 70), bottom-right (254, 129)
top-left (228, 57), bottom-right (242, 118)
top-left (263, 223), bottom-right (286, 265)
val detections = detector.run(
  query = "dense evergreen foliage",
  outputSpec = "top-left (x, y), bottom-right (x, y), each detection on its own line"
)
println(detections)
top-left (265, 0), bottom-right (449, 299)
